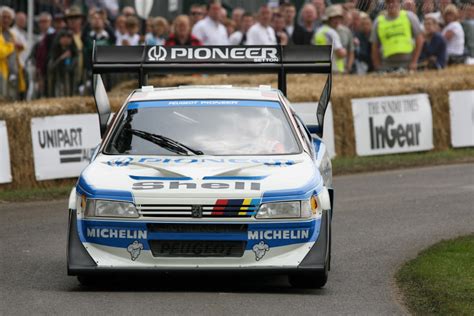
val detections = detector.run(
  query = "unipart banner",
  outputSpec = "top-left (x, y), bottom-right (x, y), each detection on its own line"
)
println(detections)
top-left (31, 114), bottom-right (101, 181)
top-left (292, 102), bottom-right (335, 158)
top-left (0, 121), bottom-right (12, 184)
top-left (352, 94), bottom-right (433, 156)
top-left (449, 90), bottom-right (474, 148)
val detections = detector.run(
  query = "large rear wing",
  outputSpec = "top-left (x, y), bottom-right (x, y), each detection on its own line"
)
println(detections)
top-left (92, 45), bottom-right (332, 137)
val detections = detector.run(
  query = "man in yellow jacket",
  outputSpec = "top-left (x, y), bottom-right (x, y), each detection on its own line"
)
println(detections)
top-left (0, 6), bottom-right (26, 100)
top-left (313, 5), bottom-right (347, 74)
top-left (370, 0), bottom-right (424, 71)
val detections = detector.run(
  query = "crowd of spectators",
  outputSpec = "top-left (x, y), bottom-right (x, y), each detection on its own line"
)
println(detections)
top-left (0, 0), bottom-right (473, 101)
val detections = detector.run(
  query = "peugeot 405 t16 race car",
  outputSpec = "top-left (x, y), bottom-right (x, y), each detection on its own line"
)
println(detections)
top-left (67, 45), bottom-right (334, 288)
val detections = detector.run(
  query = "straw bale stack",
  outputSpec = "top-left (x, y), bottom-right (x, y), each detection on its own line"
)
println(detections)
top-left (0, 65), bottom-right (472, 189)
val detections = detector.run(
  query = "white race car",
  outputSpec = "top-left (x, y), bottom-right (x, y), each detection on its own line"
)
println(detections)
top-left (67, 45), bottom-right (334, 288)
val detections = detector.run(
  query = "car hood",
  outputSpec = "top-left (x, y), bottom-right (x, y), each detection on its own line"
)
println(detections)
top-left (77, 154), bottom-right (323, 203)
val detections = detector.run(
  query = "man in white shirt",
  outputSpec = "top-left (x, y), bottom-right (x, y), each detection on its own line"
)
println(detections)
top-left (229, 13), bottom-right (254, 45)
top-left (192, 0), bottom-right (229, 45)
top-left (11, 12), bottom-right (28, 68)
top-left (280, 3), bottom-right (296, 38)
top-left (246, 5), bottom-right (277, 45)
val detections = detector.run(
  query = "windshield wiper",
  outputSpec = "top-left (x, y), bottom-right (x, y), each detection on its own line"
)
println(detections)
top-left (125, 128), bottom-right (204, 156)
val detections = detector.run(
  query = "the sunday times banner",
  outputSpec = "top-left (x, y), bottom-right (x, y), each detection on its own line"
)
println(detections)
top-left (292, 102), bottom-right (336, 158)
top-left (449, 90), bottom-right (474, 148)
top-left (351, 94), bottom-right (433, 156)
top-left (31, 114), bottom-right (101, 181)
top-left (0, 121), bottom-right (12, 184)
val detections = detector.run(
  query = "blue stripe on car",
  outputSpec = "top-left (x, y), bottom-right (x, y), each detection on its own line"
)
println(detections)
top-left (78, 219), bottom-right (320, 250)
top-left (202, 176), bottom-right (268, 180)
top-left (261, 172), bottom-right (323, 203)
top-left (129, 175), bottom-right (193, 181)
top-left (127, 100), bottom-right (281, 110)
top-left (76, 176), bottom-right (134, 203)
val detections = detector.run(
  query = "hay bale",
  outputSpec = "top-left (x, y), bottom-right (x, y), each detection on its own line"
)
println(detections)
top-left (1, 66), bottom-right (473, 190)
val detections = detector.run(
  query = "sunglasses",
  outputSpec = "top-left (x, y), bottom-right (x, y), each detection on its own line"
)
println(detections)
top-left (191, 11), bottom-right (204, 16)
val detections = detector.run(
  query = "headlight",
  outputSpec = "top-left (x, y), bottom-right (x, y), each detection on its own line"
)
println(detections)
top-left (256, 201), bottom-right (300, 219)
top-left (84, 199), bottom-right (139, 218)
top-left (256, 196), bottom-right (319, 219)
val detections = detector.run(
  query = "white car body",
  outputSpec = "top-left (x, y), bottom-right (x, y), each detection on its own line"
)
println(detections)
top-left (68, 45), bottom-right (334, 288)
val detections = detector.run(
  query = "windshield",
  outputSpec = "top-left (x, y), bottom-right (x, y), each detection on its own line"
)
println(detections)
top-left (104, 99), bottom-right (300, 156)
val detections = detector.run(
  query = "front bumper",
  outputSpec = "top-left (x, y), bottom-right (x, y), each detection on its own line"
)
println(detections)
top-left (67, 209), bottom-right (329, 276)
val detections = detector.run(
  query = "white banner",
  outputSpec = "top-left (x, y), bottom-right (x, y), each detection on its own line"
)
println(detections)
top-left (0, 121), bottom-right (12, 184)
top-left (352, 94), bottom-right (433, 156)
top-left (449, 90), bottom-right (474, 148)
top-left (292, 102), bottom-right (336, 158)
top-left (31, 114), bottom-right (101, 181)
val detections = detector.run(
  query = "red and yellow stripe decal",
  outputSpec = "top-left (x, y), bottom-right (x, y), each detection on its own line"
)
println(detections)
top-left (211, 198), bottom-right (260, 216)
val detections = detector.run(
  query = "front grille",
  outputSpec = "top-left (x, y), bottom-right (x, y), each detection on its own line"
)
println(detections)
top-left (147, 223), bottom-right (248, 233)
top-left (138, 199), bottom-right (260, 218)
top-left (149, 240), bottom-right (246, 257)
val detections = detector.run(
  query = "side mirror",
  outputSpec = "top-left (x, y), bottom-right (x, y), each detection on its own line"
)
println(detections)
top-left (92, 74), bottom-right (111, 137)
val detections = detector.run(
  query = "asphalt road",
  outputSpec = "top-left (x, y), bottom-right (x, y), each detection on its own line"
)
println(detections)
top-left (1, 164), bottom-right (473, 315)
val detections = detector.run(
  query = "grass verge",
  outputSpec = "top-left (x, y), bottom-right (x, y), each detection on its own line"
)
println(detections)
top-left (396, 235), bottom-right (474, 315)
top-left (0, 148), bottom-right (473, 202)
top-left (332, 148), bottom-right (474, 175)
top-left (0, 185), bottom-right (73, 203)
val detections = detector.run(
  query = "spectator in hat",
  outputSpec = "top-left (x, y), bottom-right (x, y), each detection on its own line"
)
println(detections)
top-left (192, 0), bottom-right (229, 45)
top-left (442, 4), bottom-right (465, 64)
top-left (246, 5), bottom-right (277, 45)
top-left (229, 12), bottom-right (254, 45)
top-left (313, 5), bottom-right (347, 74)
top-left (419, 14), bottom-right (447, 69)
top-left (292, 3), bottom-right (317, 45)
top-left (65, 6), bottom-right (85, 90)
top-left (166, 15), bottom-right (202, 46)
top-left (145, 17), bottom-right (169, 46)
top-left (48, 29), bottom-right (78, 97)
top-left (370, 0), bottom-right (424, 71)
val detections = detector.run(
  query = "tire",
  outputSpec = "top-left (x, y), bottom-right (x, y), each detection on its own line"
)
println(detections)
top-left (288, 266), bottom-right (328, 289)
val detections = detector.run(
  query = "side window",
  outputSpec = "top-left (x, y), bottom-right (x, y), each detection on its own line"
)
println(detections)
top-left (293, 113), bottom-right (313, 155)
